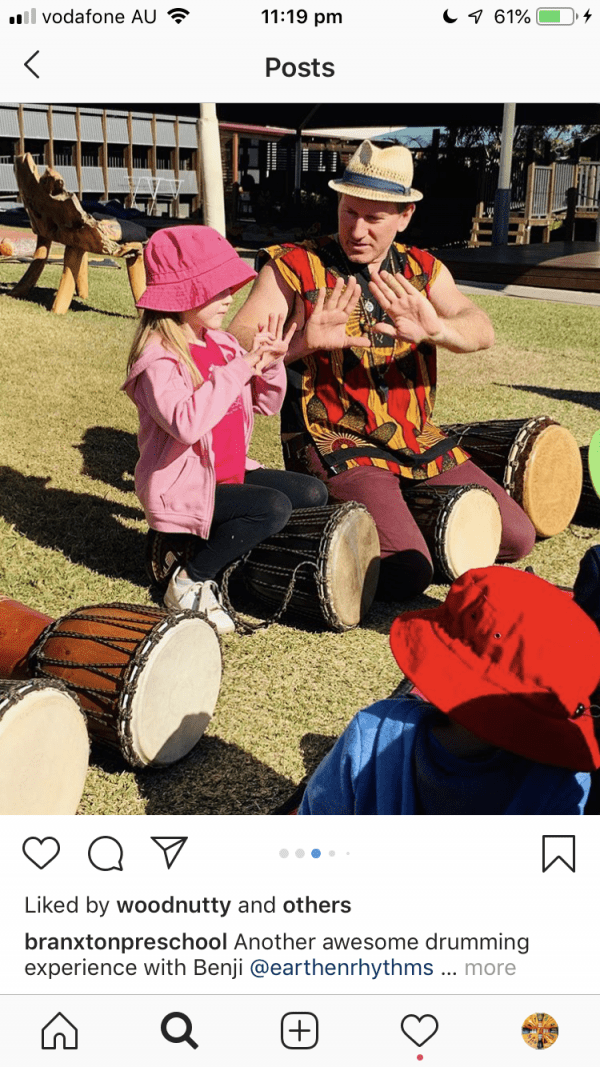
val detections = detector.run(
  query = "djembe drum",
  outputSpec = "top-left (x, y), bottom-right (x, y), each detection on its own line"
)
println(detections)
top-left (0, 678), bottom-right (89, 814)
top-left (146, 530), bottom-right (197, 588)
top-left (0, 596), bottom-right (221, 767)
top-left (403, 483), bottom-right (502, 582)
top-left (242, 501), bottom-right (380, 631)
top-left (441, 417), bottom-right (582, 538)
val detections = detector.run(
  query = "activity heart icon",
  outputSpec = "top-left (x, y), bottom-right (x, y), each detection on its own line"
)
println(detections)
top-left (22, 837), bottom-right (60, 869)
top-left (400, 1014), bottom-right (439, 1047)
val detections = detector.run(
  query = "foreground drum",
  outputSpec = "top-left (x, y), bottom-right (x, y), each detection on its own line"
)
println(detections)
top-left (243, 502), bottom-right (380, 631)
top-left (0, 678), bottom-right (89, 814)
top-left (0, 595), bottom-right (53, 678)
top-left (27, 603), bottom-right (222, 767)
top-left (404, 483), bottom-right (502, 582)
top-left (441, 417), bottom-right (582, 538)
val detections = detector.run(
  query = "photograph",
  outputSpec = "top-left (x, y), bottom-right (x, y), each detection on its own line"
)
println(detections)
top-left (2, 100), bottom-right (600, 816)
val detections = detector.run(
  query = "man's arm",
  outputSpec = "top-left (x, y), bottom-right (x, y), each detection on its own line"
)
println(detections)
top-left (368, 262), bottom-right (495, 354)
top-left (229, 262), bottom-right (371, 364)
top-left (228, 262), bottom-right (306, 363)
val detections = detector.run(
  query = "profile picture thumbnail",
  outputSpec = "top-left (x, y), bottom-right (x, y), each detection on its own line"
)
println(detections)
top-left (521, 1013), bottom-right (559, 1050)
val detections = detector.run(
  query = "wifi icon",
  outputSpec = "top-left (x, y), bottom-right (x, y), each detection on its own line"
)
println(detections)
top-left (168, 6), bottom-right (189, 21)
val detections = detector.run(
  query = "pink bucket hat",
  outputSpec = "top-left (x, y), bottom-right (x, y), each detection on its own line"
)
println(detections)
top-left (137, 226), bottom-right (256, 312)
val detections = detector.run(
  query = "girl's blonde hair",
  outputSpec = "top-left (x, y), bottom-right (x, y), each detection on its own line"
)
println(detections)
top-left (128, 310), bottom-right (202, 386)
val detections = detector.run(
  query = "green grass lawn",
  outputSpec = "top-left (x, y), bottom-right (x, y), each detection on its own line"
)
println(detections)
top-left (1, 261), bottom-right (600, 814)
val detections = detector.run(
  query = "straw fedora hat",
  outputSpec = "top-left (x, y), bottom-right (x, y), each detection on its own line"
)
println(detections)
top-left (329, 139), bottom-right (423, 204)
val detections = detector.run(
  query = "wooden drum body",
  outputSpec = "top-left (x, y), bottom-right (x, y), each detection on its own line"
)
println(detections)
top-left (243, 502), bottom-right (380, 631)
top-left (441, 417), bottom-right (582, 538)
top-left (404, 483), bottom-right (502, 582)
top-left (0, 596), bottom-right (52, 679)
top-left (0, 678), bottom-right (89, 815)
top-left (27, 602), bottom-right (222, 768)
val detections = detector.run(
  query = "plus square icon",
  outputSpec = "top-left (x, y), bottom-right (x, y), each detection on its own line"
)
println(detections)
top-left (281, 1012), bottom-right (319, 1049)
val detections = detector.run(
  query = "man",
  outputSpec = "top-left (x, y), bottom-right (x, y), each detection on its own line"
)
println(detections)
top-left (229, 140), bottom-right (535, 599)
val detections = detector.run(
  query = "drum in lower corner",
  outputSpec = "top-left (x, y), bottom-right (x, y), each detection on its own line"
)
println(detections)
top-left (404, 483), bottom-right (502, 582)
top-left (572, 445), bottom-right (600, 527)
top-left (145, 530), bottom-right (198, 589)
top-left (441, 417), bottom-right (583, 538)
top-left (0, 678), bottom-right (89, 815)
top-left (0, 596), bottom-right (53, 678)
top-left (242, 501), bottom-right (380, 631)
top-left (27, 602), bottom-right (222, 768)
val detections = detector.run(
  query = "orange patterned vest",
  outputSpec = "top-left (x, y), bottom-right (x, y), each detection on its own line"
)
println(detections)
top-left (261, 236), bottom-right (469, 480)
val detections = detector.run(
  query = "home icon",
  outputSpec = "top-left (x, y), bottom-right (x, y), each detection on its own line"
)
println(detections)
top-left (41, 1012), bottom-right (78, 1050)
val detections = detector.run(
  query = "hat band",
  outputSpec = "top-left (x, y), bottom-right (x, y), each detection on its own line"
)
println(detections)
top-left (342, 169), bottom-right (409, 195)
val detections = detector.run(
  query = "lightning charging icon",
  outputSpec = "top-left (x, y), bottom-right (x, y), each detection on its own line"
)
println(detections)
top-left (584, 8), bottom-right (592, 19)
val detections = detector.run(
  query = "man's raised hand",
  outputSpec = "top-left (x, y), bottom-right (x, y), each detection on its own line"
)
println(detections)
top-left (368, 269), bottom-right (443, 346)
top-left (304, 276), bottom-right (371, 353)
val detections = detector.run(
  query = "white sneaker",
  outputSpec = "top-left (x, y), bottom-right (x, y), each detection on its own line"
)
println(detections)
top-left (164, 567), bottom-right (235, 634)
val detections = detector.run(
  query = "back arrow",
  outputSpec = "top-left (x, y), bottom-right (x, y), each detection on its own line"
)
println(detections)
top-left (24, 51), bottom-right (39, 78)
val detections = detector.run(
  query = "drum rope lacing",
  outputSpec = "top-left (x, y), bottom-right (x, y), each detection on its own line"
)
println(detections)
top-left (221, 557), bottom-right (318, 634)
top-left (27, 603), bottom-right (210, 767)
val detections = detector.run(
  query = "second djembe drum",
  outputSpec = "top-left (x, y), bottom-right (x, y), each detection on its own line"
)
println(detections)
top-left (441, 416), bottom-right (582, 538)
top-left (403, 483), bottom-right (502, 582)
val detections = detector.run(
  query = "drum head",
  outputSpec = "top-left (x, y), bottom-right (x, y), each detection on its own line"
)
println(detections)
top-left (442, 488), bottom-right (502, 580)
top-left (521, 424), bottom-right (582, 537)
top-left (127, 616), bottom-right (222, 766)
top-left (322, 504), bottom-right (380, 630)
top-left (0, 683), bottom-right (89, 815)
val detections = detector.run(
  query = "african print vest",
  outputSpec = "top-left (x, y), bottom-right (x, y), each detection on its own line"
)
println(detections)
top-left (261, 235), bottom-right (469, 480)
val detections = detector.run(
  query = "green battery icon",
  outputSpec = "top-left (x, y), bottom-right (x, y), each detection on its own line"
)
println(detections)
top-left (536, 7), bottom-right (576, 21)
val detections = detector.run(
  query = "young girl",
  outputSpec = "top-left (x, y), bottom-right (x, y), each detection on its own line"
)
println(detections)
top-left (123, 226), bottom-right (328, 633)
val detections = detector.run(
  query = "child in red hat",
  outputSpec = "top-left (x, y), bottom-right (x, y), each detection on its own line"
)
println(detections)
top-left (298, 566), bottom-right (600, 814)
top-left (123, 226), bottom-right (328, 632)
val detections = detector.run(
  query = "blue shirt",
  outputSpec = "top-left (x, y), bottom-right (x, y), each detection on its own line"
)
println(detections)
top-left (298, 696), bottom-right (590, 815)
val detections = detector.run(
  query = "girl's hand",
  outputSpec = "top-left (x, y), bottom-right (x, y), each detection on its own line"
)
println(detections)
top-left (243, 313), bottom-right (298, 374)
top-left (368, 269), bottom-right (443, 346)
top-left (304, 276), bottom-right (371, 352)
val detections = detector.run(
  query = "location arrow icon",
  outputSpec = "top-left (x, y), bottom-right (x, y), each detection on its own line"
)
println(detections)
top-left (469, 9), bottom-right (483, 22)
top-left (151, 836), bottom-right (188, 869)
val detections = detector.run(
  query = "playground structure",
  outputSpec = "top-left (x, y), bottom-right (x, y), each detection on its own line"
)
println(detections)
top-left (10, 153), bottom-right (146, 314)
top-left (470, 160), bottom-right (600, 246)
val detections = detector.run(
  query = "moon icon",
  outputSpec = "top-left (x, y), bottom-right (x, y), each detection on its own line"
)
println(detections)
top-left (443, 8), bottom-right (458, 20)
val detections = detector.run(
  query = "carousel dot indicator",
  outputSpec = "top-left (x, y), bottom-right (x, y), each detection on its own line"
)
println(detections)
top-left (279, 849), bottom-right (289, 858)
top-left (311, 848), bottom-right (321, 858)
top-left (329, 850), bottom-right (335, 857)
top-left (295, 849), bottom-right (305, 858)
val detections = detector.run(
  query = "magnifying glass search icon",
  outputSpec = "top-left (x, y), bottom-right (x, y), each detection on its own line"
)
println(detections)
top-left (161, 1012), bottom-right (199, 1050)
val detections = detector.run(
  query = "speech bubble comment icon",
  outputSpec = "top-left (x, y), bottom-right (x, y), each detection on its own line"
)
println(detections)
top-left (401, 1015), bottom-right (439, 1047)
top-left (88, 836), bottom-right (124, 872)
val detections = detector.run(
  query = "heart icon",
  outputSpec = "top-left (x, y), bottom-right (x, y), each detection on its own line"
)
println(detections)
top-left (401, 1014), bottom-right (439, 1047)
top-left (22, 837), bottom-right (60, 869)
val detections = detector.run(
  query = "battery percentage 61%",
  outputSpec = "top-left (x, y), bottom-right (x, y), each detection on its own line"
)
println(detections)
top-left (494, 8), bottom-right (531, 20)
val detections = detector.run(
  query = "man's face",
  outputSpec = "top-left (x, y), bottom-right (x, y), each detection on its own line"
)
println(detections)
top-left (338, 195), bottom-right (415, 265)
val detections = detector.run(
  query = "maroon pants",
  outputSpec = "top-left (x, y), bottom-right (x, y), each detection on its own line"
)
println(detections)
top-left (296, 447), bottom-right (536, 600)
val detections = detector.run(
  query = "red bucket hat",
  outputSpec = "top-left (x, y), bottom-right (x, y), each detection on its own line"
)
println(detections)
top-left (390, 566), bottom-right (600, 771)
top-left (137, 226), bottom-right (256, 312)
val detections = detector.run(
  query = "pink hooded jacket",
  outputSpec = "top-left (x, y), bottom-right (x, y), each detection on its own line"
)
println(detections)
top-left (122, 329), bottom-right (287, 538)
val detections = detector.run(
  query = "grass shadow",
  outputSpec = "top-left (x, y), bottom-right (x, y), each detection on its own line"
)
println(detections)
top-left (76, 426), bottom-right (138, 492)
top-left (0, 283), bottom-right (137, 319)
top-left (497, 382), bottom-right (600, 413)
top-left (130, 735), bottom-right (297, 815)
top-left (0, 466), bottom-right (147, 585)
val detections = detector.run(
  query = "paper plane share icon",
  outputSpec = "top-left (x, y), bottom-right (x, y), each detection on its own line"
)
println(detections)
top-left (151, 836), bottom-right (188, 869)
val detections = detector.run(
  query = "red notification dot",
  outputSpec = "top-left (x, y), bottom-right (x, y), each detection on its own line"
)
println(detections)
top-left (417, 1057), bottom-right (423, 1062)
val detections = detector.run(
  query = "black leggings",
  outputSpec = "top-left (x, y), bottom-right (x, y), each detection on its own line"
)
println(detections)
top-left (185, 468), bottom-right (328, 582)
